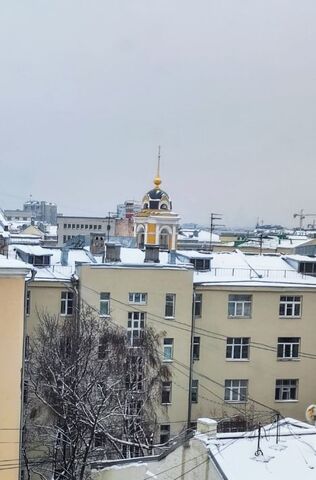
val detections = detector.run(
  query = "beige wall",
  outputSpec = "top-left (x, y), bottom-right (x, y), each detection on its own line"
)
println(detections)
top-left (0, 276), bottom-right (26, 480)
top-left (78, 264), bottom-right (193, 438)
top-left (91, 438), bottom-right (212, 480)
top-left (26, 281), bottom-right (72, 336)
top-left (192, 286), bottom-right (316, 423)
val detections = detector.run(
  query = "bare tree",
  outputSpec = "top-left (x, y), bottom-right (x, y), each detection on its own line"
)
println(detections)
top-left (23, 306), bottom-right (170, 480)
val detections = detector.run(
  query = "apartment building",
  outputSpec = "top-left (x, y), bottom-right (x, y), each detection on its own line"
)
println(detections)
top-left (0, 256), bottom-right (30, 480)
top-left (189, 251), bottom-right (316, 427)
top-left (77, 247), bottom-right (194, 443)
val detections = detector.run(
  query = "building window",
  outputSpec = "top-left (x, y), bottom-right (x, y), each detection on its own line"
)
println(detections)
top-left (72, 224), bottom-right (75, 228)
top-left (95, 432), bottom-right (106, 448)
top-left (98, 225), bottom-right (102, 230)
top-left (67, 224), bottom-right (71, 228)
top-left (60, 291), bottom-right (74, 315)
top-left (226, 337), bottom-right (250, 360)
top-left (275, 379), bottom-right (298, 401)
top-left (25, 335), bottom-right (30, 360)
top-left (63, 235), bottom-right (67, 243)
top-left (191, 379), bottom-right (199, 403)
top-left (194, 293), bottom-right (202, 318)
top-left (160, 424), bottom-right (170, 444)
top-left (128, 292), bottom-right (147, 304)
top-left (277, 338), bottom-right (300, 360)
top-left (224, 379), bottom-right (248, 403)
top-left (193, 336), bottom-right (200, 360)
top-left (26, 290), bottom-right (31, 315)
top-left (161, 381), bottom-right (172, 404)
top-left (126, 356), bottom-right (144, 392)
top-left (279, 296), bottom-right (301, 317)
top-left (190, 258), bottom-right (210, 271)
top-left (100, 292), bottom-right (110, 316)
top-left (63, 223), bottom-right (67, 229)
top-left (81, 224), bottom-right (84, 229)
top-left (89, 225), bottom-right (93, 229)
top-left (76, 224), bottom-right (79, 229)
top-left (228, 294), bottom-right (252, 318)
top-left (98, 336), bottom-right (109, 360)
top-left (85, 225), bottom-right (88, 229)
top-left (163, 338), bottom-right (174, 361)
top-left (165, 293), bottom-right (176, 318)
top-left (127, 312), bottom-right (145, 346)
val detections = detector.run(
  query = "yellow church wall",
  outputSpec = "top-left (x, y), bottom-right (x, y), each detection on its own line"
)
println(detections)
top-left (146, 223), bottom-right (157, 244)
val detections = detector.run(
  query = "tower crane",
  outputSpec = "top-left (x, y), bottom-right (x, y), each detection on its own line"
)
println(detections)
top-left (293, 209), bottom-right (316, 229)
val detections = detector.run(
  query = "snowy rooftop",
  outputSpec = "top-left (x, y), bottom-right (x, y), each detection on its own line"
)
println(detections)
top-left (194, 251), bottom-right (316, 287)
top-left (0, 255), bottom-right (30, 273)
top-left (200, 418), bottom-right (316, 480)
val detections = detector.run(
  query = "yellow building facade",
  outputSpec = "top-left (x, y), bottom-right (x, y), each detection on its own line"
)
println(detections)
top-left (0, 258), bottom-right (29, 480)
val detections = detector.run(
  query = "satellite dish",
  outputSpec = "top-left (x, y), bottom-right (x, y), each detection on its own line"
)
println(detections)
top-left (305, 404), bottom-right (316, 424)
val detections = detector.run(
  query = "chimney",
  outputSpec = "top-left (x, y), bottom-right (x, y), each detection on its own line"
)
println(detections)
top-left (197, 418), bottom-right (217, 439)
top-left (144, 244), bottom-right (160, 263)
top-left (90, 233), bottom-right (105, 256)
top-left (105, 243), bottom-right (121, 262)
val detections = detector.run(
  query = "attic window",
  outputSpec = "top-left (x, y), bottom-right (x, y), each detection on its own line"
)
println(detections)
top-left (28, 255), bottom-right (50, 266)
top-left (190, 258), bottom-right (210, 271)
top-left (160, 204), bottom-right (168, 210)
top-left (299, 262), bottom-right (316, 275)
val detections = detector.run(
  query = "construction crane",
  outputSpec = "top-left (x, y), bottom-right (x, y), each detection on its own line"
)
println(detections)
top-left (293, 209), bottom-right (316, 229)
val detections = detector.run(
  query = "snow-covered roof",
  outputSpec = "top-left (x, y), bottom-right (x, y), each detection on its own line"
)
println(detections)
top-left (199, 418), bottom-right (316, 479)
top-left (14, 245), bottom-right (55, 256)
top-left (284, 254), bottom-right (316, 263)
top-left (194, 251), bottom-right (316, 287)
top-left (176, 250), bottom-right (212, 259)
top-left (0, 255), bottom-right (30, 275)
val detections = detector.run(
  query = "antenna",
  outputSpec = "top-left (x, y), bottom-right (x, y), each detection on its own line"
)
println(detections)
top-left (209, 213), bottom-right (224, 251)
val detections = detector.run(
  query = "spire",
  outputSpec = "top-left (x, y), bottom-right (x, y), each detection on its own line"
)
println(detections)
top-left (154, 145), bottom-right (162, 189)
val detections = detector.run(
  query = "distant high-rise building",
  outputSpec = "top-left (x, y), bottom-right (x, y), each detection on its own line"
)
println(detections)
top-left (23, 200), bottom-right (58, 224)
top-left (117, 200), bottom-right (142, 219)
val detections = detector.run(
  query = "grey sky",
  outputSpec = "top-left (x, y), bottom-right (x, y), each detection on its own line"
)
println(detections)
top-left (1, 1), bottom-right (316, 228)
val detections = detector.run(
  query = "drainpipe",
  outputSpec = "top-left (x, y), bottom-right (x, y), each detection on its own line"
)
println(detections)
top-left (19, 268), bottom-right (36, 480)
top-left (187, 288), bottom-right (196, 432)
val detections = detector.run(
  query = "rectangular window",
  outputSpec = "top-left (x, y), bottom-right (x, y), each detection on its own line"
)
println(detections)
top-left (165, 293), bottom-right (176, 318)
top-left (63, 223), bottom-right (67, 229)
top-left (279, 296), bottom-right (301, 317)
top-left (226, 337), bottom-right (250, 360)
top-left (26, 290), bottom-right (31, 315)
top-left (85, 225), bottom-right (88, 229)
top-left (127, 312), bottom-right (145, 346)
top-left (63, 235), bottom-right (67, 243)
top-left (98, 336), bottom-right (109, 360)
top-left (98, 225), bottom-right (102, 230)
top-left (126, 356), bottom-right (144, 392)
top-left (224, 379), bottom-right (248, 403)
top-left (228, 295), bottom-right (252, 318)
top-left (76, 224), bottom-right (79, 229)
top-left (128, 292), bottom-right (147, 304)
top-left (163, 338), bottom-right (174, 361)
top-left (72, 224), bottom-right (75, 229)
top-left (95, 432), bottom-right (106, 448)
top-left (100, 292), bottom-right (110, 316)
top-left (160, 424), bottom-right (170, 444)
top-left (191, 379), bottom-right (199, 403)
top-left (67, 224), bottom-right (71, 228)
top-left (275, 379), bottom-right (298, 401)
top-left (193, 337), bottom-right (200, 360)
top-left (60, 291), bottom-right (74, 315)
top-left (194, 293), bottom-right (202, 318)
top-left (81, 224), bottom-right (84, 229)
top-left (161, 381), bottom-right (172, 404)
top-left (277, 337), bottom-right (300, 360)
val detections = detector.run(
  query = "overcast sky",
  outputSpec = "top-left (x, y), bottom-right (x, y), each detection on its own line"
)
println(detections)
top-left (1, 1), bottom-right (316, 228)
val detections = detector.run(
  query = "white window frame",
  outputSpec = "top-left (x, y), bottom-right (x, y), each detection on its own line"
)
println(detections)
top-left (163, 338), bottom-right (174, 362)
top-left (228, 295), bottom-right (252, 318)
top-left (60, 291), bottom-right (74, 316)
top-left (165, 293), bottom-right (176, 318)
top-left (100, 292), bottom-right (110, 317)
top-left (279, 296), bottom-right (301, 318)
top-left (224, 379), bottom-right (248, 403)
top-left (193, 336), bottom-right (200, 361)
top-left (275, 379), bottom-right (298, 401)
top-left (194, 293), bottom-right (202, 318)
top-left (161, 381), bottom-right (172, 404)
top-left (191, 379), bottom-right (199, 403)
top-left (127, 312), bottom-right (145, 346)
top-left (277, 337), bottom-right (300, 360)
top-left (160, 424), bottom-right (170, 444)
top-left (128, 292), bottom-right (147, 304)
top-left (226, 337), bottom-right (250, 361)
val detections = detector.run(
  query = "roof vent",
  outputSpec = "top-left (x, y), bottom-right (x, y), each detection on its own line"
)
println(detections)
top-left (105, 243), bottom-right (121, 262)
top-left (144, 244), bottom-right (160, 263)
